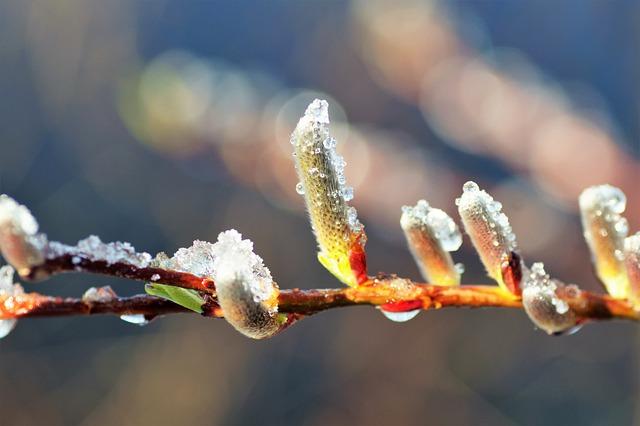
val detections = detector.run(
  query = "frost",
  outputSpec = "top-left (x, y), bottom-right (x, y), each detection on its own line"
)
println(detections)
top-left (400, 199), bottom-right (461, 285)
top-left (0, 195), bottom-right (45, 272)
top-left (579, 185), bottom-right (630, 299)
top-left (119, 314), bottom-right (149, 326)
top-left (150, 274), bottom-right (161, 281)
top-left (522, 263), bottom-right (578, 334)
top-left (0, 265), bottom-right (23, 339)
top-left (290, 99), bottom-right (366, 287)
top-left (155, 240), bottom-right (216, 277)
top-left (456, 181), bottom-right (519, 290)
top-left (82, 286), bottom-right (117, 303)
top-left (44, 236), bottom-right (152, 269)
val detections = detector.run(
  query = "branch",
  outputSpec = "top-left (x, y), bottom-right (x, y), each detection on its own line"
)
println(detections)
top-left (3, 261), bottom-right (638, 324)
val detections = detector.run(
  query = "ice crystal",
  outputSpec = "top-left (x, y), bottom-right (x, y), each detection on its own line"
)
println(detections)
top-left (155, 240), bottom-right (216, 277)
top-left (521, 263), bottom-right (578, 334)
top-left (44, 236), bottom-right (152, 269)
top-left (0, 195), bottom-right (45, 273)
top-left (290, 99), bottom-right (366, 287)
top-left (456, 181), bottom-right (520, 292)
top-left (579, 185), bottom-right (630, 299)
top-left (0, 265), bottom-right (23, 338)
top-left (400, 199), bottom-right (461, 285)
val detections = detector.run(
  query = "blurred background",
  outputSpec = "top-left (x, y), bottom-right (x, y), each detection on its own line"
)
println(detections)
top-left (0, 0), bottom-right (639, 424)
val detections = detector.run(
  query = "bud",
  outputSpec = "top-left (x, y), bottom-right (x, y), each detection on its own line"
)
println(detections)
top-left (0, 265), bottom-right (24, 338)
top-left (290, 99), bottom-right (366, 286)
top-left (400, 200), bottom-right (462, 285)
top-left (211, 230), bottom-right (282, 339)
top-left (623, 233), bottom-right (640, 308)
top-left (521, 263), bottom-right (579, 335)
top-left (0, 195), bottom-right (45, 275)
top-left (456, 182), bottom-right (521, 294)
top-left (579, 185), bottom-right (629, 298)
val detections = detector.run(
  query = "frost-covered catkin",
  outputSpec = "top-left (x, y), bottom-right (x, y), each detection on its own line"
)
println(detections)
top-left (400, 200), bottom-right (462, 285)
top-left (579, 185), bottom-right (629, 299)
top-left (0, 195), bottom-right (45, 275)
top-left (456, 182), bottom-right (520, 294)
top-left (211, 230), bottom-right (282, 339)
top-left (291, 99), bottom-right (366, 286)
top-left (623, 233), bottom-right (640, 308)
top-left (521, 263), bottom-right (579, 334)
top-left (0, 265), bottom-right (24, 338)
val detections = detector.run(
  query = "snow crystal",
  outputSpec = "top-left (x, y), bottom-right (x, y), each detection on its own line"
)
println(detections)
top-left (155, 240), bottom-right (216, 277)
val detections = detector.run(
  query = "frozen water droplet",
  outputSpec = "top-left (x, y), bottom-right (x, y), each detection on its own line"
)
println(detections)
top-left (150, 274), bottom-right (161, 281)
top-left (463, 181), bottom-right (479, 192)
top-left (380, 309), bottom-right (420, 322)
top-left (120, 314), bottom-right (149, 326)
top-left (341, 187), bottom-right (354, 201)
top-left (323, 137), bottom-right (336, 149)
top-left (615, 217), bottom-right (628, 236)
top-left (295, 182), bottom-right (305, 195)
top-left (455, 263), bottom-right (465, 274)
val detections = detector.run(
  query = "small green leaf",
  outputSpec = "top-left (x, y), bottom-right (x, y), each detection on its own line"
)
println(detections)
top-left (145, 283), bottom-right (205, 314)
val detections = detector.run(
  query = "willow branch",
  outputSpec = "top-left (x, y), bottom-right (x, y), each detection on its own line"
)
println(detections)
top-left (4, 261), bottom-right (639, 323)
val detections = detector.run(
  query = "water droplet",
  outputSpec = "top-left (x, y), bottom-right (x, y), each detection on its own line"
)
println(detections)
top-left (380, 309), bottom-right (420, 322)
top-left (0, 319), bottom-right (16, 339)
top-left (120, 314), bottom-right (149, 326)
top-left (323, 137), bottom-right (336, 149)
top-left (455, 263), bottom-right (465, 274)
top-left (295, 182), bottom-right (305, 195)
top-left (614, 217), bottom-right (628, 236)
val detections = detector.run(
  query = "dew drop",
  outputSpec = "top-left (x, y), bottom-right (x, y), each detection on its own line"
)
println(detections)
top-left (0, 319), bottom-right (16, 339)
top-left (295, 182), bottom-right (305, 195)
top-left (380, 309), bottom-right (420, 322)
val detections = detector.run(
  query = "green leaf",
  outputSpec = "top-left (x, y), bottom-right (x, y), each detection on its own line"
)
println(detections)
top-left (145, 283), bottom-right (205, 314)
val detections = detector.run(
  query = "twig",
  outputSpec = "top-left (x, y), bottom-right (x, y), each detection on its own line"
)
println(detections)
top-left (3, 256), bottom-right (638, 323)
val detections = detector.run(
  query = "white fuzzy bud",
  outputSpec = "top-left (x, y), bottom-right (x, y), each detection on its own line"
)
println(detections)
top-left (456, 182), bottom-right (520, 294)
top-left (400, 200), bottom-right (462, 285)
top-left (0, 195), bottom-right (45, 275)
top-left (623, 233), bottom-right (640, 308)
top-left (211, 230), bottom-right (281, 339)
top-left (579, 185), bottom-right (629, 299)
top-left (521, 263), bottom-right (579, 334)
